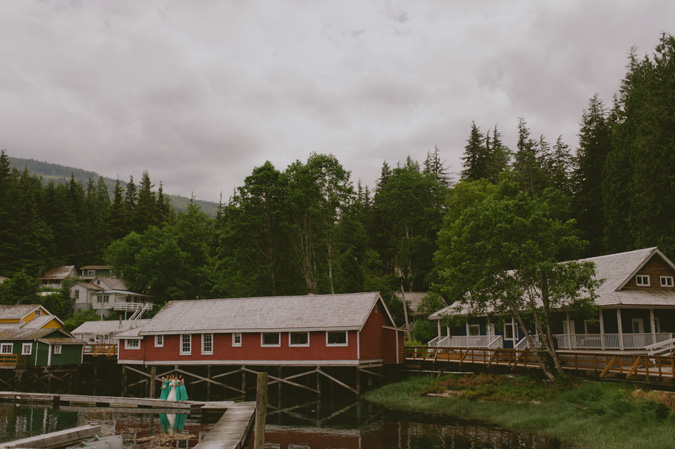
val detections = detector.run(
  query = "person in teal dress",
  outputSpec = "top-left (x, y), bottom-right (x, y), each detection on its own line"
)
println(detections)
top-left (159, 376), bottom-right (170, 400)
top-left (176, 375), bottom-right (188, 402)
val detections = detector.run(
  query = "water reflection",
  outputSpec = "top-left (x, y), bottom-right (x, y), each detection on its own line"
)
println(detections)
top-left (248, 400), bottom-right (569, 449)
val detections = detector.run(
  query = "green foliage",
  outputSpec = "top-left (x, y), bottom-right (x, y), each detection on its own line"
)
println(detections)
top-left (64, 309), bottom-right (101, 332)
top-left (0, 271), bottom-right (41, 305)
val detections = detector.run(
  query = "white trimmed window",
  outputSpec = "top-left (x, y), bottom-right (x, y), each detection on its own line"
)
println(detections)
top-left (180, 335), bottom-right (192, 355)
top-left (54, 345), bottom-right (62, 355)
top-left (22, 343), bottom-right (32, 355)
top-left (289, 332), bottom-right (309, 347)
top-left (261, 333), bottom-right (280, 347)
top-left (125, 339), bottom-right (140, 350)
top-left (468, 324), bottom-right (480, 336)
top-left (1, 343), bottom-right (13, 354)
top-left (326, 331), bottom-right (348, 346)
top-left (232, 333), bottom-right (242, 347)
top-left (660, 276), bottom-right (674, 288)
top-left (202, 334), bottom-right (213, 355)
top-left (504, 323), bottom-right (518, 341)
top-left (96, 295), bottom-right (110, 303)
top-left (155, 335), bottom-right (164, 347)
top-left (636, 275), bottom-right (650, 286)
top-left (35, 309), bottom-right (41, 316)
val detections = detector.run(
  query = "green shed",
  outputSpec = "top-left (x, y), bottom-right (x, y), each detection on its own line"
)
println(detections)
top-left (0, 328), bottom-right (84, 367)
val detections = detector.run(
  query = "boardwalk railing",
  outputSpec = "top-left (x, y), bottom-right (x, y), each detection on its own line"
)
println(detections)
top-left (83, 344), bottom-right (118, 357)
top-left (0, 354), bottom-right (27, 369)
top-left (406, 345), bottom-right (675, 380)
top-left (555, 332), bottom-right (672, 350)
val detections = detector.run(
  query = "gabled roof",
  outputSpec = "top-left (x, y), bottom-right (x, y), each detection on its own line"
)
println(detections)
top-left (41, 266), bottom-right (76, 280)
top-left (72, 319), bottom-right (151, 336)
top-left (81, 265), bottom-right (112, 270)
top-left (92, 276), bottom-right (129, 291)
top-left (0, 328), bottom-right (72, 341)
top-left (429, 247), bottom-right (675, 319)
top-left (0, 305), bottom-right (47, 320)
top-left (71, 282), bottom-right (104, 291)
top-left (21, 315), bottom-right (64, 329)
top-left (138, 292), bottom-right (393, 335)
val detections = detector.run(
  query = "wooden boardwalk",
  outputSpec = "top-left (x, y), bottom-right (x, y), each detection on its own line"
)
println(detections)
top-left (0, 393), bottom-right (256, 449)
top-left (406, 346), bottom-right (675, 380)
top-left (194, 402), bottom-right (256, 449)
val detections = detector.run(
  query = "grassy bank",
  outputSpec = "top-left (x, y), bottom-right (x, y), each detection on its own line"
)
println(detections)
top-left (363, 374), bottom-right (675, 449)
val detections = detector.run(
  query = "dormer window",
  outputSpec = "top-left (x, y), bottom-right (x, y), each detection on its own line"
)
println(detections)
top-left (661, 276), bottom-right (674, 288)
top-left (35, 309), bottom-right (41, 316)
top-left (636, 275), bottom-right (650, 287)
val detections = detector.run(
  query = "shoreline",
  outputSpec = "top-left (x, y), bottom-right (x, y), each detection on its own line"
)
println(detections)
top-left (362, 374), bottom-right (675, 449)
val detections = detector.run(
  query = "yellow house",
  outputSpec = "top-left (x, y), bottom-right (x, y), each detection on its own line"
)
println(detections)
top-left (0, 305), bottom-right (64, 330)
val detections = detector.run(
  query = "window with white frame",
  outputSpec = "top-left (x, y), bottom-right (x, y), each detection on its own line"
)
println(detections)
top-left (155, 335), bottom-right (163, 347)
top-left (202, 334), bottom-right (213, 354)
top-left (636, 275), bottom-right (650, 286)
top-left (22, 343), bottom-right (31, 355)
top-left (468, 324), bottom-right (480, 336)
top-left (54, 345), bottom-right (62, 355)
top-left (232, 333), bottom-right (242, 347)
top-left (1, 343), bottom-right (13, 354)
top-left (96, 295), bottom-right (110, 303)
top-left (125, 339), bottom-right (140, 350)
top-left (289, 332), bottom-right (309, 347)
top-left (660, 276), bottom-right (674, 288)
top-left (87, 269), bottom-right (96, 275)
top-left (180, 335), bottom-right (192, 355)
top-left (261, 333), bottom-right (280, 347)
top-left (326, 331), bottom-right (348, 346)
top-left (73, 290), bottom-right (80, 299)
top-left (35, 309), bottom-right (41, 316)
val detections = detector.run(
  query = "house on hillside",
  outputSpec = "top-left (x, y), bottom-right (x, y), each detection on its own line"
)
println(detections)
top-left (40, 266), bottom-right (77, 289)
top-left (72, 319), bottom-right (150, 345)
top-left (0, 305), bottom-right (64, 331)
top-left (70, 276), bottom-right (153, 318)
top-left (117, 292), bottom-right (404, 367)
top-left (79, 265), bottom-right (114, 280)
top-left (429, 247), bottom-right (675, 353)
top-left (0, 328), bottom-right (84, 367)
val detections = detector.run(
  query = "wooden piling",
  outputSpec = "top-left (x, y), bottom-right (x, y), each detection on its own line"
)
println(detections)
top-left (254, 372), bottom-right (268, 449)
top-left (149, 366), bottom-right (156, 398)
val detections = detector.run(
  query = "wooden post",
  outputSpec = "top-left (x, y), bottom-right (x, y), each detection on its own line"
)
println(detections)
top-left (122, 365), bottom-right (128, 397)
top-left (254, 372), bottom-right (268, 449)
top-left (149, 366), bottom-right (156, 398)
top-left (241, 366), bottom-right (246, 401)
top-left (206, 366), bottom-right (212, 401)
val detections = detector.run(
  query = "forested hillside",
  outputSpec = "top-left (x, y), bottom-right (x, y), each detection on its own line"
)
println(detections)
top-left (0, 34), bottom-right (673, 342)
top-left (7, 157), bottom-right (219, 217)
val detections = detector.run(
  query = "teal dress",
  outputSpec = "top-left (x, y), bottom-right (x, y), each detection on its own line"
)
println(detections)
top-left (177, 380), bottom-right (188, 402)
top-left (160, 379), bottom-right (170, 400)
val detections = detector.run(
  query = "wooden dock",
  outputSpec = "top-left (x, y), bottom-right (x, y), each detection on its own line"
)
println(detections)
top-left (194, 402), bottom-right (256, 449)
top-left (406, 346), bottom-right (675, 380)
top-left (0, 393), bottom-right (256, 449)
top-left (0, 392), bottom-right (194, 410)
top-left (0, 424), bottom-right (101, 449)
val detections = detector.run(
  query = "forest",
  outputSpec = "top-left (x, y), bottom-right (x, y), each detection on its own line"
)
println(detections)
top-left (0, 33), bottom-right (673, 341)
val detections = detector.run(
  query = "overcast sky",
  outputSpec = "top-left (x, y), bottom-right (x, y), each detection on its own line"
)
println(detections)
top-left (1, 1), bottom-right (673, 203)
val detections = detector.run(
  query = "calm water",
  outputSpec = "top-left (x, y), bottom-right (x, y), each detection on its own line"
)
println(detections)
top-left (0, 402), bottom-right (569, 449)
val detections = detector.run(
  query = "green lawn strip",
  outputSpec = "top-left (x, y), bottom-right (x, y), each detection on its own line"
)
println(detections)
top-left (363, 375), bottom-right (675, 449)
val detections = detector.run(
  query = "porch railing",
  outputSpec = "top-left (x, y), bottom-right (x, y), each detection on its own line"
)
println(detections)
top-left (555, 332), bottom-right (672, 350)
top-left (428, 332), bottom-right (673, 351)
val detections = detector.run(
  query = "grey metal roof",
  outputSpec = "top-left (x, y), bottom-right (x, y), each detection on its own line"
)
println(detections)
top-left (0, 305), bottom-right (41, 320)
top-left (71, 319), bottom-right (151, 336)
top-left (41, 265), bottom-right (76, 280)
top-left (429, 247), bottom-right (675, 319)
top-left (21, 315), bottom-right (63, 329)
top-left (139, 292), bottom-right (388, 335)
top-left (0, 328), bottom-right (69, 341)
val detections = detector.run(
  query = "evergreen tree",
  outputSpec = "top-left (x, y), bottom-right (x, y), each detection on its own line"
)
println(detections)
top-left (460, 122), bottom-right (487, 181)
top-left (573, 95), bottom-right (612, 256)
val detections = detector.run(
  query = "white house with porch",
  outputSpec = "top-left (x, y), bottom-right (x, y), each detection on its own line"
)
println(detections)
top-left (429, 247), bottom-right (675, 354)
top-left (70, 276), bottom-right (153, 319)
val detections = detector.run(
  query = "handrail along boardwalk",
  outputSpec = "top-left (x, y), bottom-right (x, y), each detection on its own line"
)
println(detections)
top-left (406, 345), bottom-right (675, 380)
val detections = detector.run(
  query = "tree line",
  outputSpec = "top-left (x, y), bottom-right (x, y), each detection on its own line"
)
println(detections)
top-left (0, 34), bottom-right (673, 347)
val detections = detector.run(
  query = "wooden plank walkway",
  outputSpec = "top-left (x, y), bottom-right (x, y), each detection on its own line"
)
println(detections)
top-left (0, 424), bottom-right (101, 449)
top-left (406, 346), bottom-right (675, 380)
top-left (0, 392), bottom-right (194, 410)
top-left (194, 402), bottom-right (256, 449)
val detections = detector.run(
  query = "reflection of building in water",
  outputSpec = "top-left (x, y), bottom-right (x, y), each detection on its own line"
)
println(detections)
top-left (248, 419), bottom-right (561, 449)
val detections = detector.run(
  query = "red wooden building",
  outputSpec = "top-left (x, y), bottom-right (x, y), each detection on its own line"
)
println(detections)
top-left (116, 292), bottom-right (404, 398)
